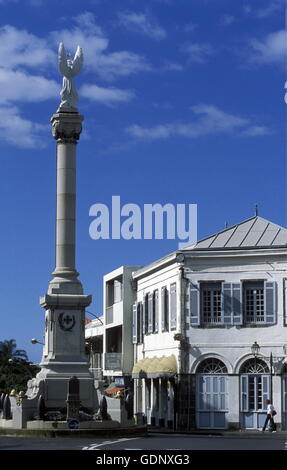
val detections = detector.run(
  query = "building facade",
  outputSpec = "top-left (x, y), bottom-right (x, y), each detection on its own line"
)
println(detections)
top-left (131, 216), bottom-right (287, 430)
top-left (86, 216), bottom-right (287, 431)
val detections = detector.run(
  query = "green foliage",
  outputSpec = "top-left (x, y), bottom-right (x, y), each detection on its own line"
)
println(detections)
top-left (0, 339), bottom-right (39, 394)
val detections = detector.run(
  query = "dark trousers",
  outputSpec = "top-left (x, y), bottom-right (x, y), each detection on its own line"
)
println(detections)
top-left (262, 414), bottom-right (274, 431)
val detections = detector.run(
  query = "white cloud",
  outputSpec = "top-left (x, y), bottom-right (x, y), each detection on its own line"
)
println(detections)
top-left (0, 68), bottom-right (58, 104)
top-left (80, 83), bottom-right (135, 105)
top-left (126, 104), bottom-right (270, 141)
top-left (118, 11), bottom-right (167, 40)
top-left (0, 15), bottom-right (151, 84)
top-left (249, 29), bottom-right (287, 65)
top-left (0, 105), bottom-right (47, 148)
top-left (160, 60), bottom-right (184, 72)
top-left (0, 25), bottom-right (54, 70)
top-left (0, 25), bottom-right (58, 148)
top-left (73, 11), bottom-right (103, 36)
top-left (50, 13), bottom-right (151, 81)
top-left (244, 0), bottom-right (285, 18)
top-left (181, 42), bottom-right (214, 64)
top-left (95, 50), bottom-right (151, 81)
top-left (219, 14), bottom-right (235, 26)
top-left (241, 125), bottom-right (270, 136)
top-left (50, 27), bottom-right (108, 67)
top-left (0, 13), bottom-right (151, 147)
top-left (183, 22), bottom-right (197, 33)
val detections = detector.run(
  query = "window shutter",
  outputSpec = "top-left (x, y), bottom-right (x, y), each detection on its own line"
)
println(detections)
top-left (190, 282), bottom-right (200, 326)
top-left (240, 375), bottom-right (248, 412)
top-left (148, 292), bottom-right (153, 333)
top-left (284, 279), bottom-right (287, 326)
top-left (161, 286), bottom-right (168, 331)
top-left (232, 283), bottom-right (243, 325)
top-left (154, 290), bottom-right (159, 333)
top-left (265, 281), bottom-right (277, 324)
top-left (132, 303), bottom-right (137, 344)
top-left (170, 283), bottom-right (177, 330)
top-left (138, 302), bottom-right (143, 343)
top-left (143, 294), bottom-right (148, 334)
top-left (222, 283), bottom-right (232, 324)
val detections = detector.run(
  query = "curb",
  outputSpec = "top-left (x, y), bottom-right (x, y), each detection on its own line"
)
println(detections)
top-left (0, 425), bottom-right (148, 439)
top-left (148, 428), bottom-right (287, 438)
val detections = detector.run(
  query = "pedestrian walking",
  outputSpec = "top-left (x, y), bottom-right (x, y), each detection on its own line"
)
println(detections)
top-left (262, 399), bottom-right (276, 432)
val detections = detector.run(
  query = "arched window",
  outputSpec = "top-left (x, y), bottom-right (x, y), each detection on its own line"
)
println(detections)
top-left (196, 358), bottom-right (228, 374)
top-left (240, 358), bottom-right (269, 374)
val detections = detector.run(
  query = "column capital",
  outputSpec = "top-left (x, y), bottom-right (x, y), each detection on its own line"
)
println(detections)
top-left (51, 112), bottom-right (84, 143)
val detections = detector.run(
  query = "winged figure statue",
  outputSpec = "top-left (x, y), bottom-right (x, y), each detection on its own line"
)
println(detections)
top-left (58, 42), bottom-right (83, 112)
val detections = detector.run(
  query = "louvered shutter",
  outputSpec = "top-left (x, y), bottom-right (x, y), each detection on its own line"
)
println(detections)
top-left (161, 286), bottom-right (168, 331)
top-left (170, 283), bottom-right (177, 330)
top-left (240, 376), bottom-right (248, 412)
top-left (284, 279), bottom-right (287, 326)
top-left (148, 292), bottom-right (153, 333)
top-left (232, 283), bottom-right (243, 325)
top-left (143, 294), bottom-right (149, 334)
top-left (132, 303), bottom-right (137, 343)
top-left (190, 282), bottom-right (200, 326)
top-left (154, 290), bottom-right (159, 333)
top-left (138, 302), bottom-right (143, 343)
top-left (222, 283), bottom-right (232, 324)
top-left (265, 281), bottom-right (277, 324)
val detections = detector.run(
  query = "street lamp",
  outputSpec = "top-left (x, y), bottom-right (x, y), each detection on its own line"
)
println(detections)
top-left (251, 341), bottom-right (260, 357)
top-left (31, 338), bottom-right (44, 345)
top-left (251, 341), bottom-right (273, 404)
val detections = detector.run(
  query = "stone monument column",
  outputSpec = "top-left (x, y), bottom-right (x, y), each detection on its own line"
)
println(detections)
top-left (49, 111), bottom-right (84, 296)
top-left (32, 44), bottom-right (96, 411)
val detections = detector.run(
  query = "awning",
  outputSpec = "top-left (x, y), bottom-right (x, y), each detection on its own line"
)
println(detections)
top-left (132, 355), bottom-right (177, 378)
top-left (105, 386), bottom-right (124, 395)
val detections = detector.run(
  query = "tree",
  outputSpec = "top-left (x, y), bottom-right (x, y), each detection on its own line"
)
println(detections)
top-left (0, 339), bottom-right (28, 363)
top-left (0, 339), bottom-right (39, 394)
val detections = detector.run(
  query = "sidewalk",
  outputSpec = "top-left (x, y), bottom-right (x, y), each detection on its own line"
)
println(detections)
top-left (148, 426), bottom-right (287, 438)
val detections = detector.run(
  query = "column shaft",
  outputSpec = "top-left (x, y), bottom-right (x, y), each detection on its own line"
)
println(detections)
top-left (55, 142), bottom-right (76, 272)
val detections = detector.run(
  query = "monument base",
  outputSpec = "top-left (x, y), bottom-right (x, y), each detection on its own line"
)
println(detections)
top-left (29, 364), bottom-right (97, 410)
top-left (25, 292), bottom-right (98, 411)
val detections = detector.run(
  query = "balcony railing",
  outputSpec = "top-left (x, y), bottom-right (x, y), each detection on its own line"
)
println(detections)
top-left (105, 352), bottom-right (122, 371)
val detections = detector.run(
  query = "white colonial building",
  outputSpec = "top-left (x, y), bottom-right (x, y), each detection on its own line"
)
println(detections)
top-left (86, 215), bottom-right (287, 431)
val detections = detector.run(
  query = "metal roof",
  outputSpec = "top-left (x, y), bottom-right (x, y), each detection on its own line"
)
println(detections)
top-left (183, 216), bottom-right (287, 250)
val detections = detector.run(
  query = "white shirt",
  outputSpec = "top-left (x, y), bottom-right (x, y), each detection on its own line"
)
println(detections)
top-left (267, 404), bottom-right (274, 415)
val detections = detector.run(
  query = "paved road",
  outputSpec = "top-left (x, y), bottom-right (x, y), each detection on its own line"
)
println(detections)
top-left (0, 433), bottom-right (286, 451)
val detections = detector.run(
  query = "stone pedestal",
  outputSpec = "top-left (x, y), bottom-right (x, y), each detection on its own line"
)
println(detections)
top-left (31, 111), bottom-right (97, 411)
top-left (66, 376), bottom-right (80, 421)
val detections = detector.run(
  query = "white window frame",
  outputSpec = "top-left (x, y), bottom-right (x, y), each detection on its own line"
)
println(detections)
top-left (200, 282), bottom-right (222, 325)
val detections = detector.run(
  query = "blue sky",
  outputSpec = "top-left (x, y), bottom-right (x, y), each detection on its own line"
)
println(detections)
top-left (0, 0), bottom-right (286, 363)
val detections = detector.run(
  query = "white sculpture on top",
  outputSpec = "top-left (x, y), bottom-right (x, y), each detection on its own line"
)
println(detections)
top-left (58, 42), bottom-right (83, 112)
